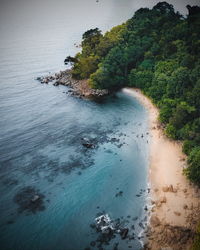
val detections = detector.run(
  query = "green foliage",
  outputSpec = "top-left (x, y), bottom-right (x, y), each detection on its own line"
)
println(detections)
top-left (72, 54), bottom-right (100, 79)
top-left (165, 123), bottom-right (177, 139)
top-left (64, 56), bottom-right (77, 66)
top-left (192, 222), bottom-right (200, 250)
top-left (183, 140), bottom-right (196, 155)
top-left (66, 1), bottom-right (200, 185)
top-left (96, 24), bottom-right (126, 57)
top-left (166, 66), bottom-right (190, 98)
top-left (170, 102), bottom-right (195, 130)
top-left (184, 147), bottom-right (200, 186)
top-left (128, 69), bottom-right (153, 90)
top-left (82, 28), bottom-right (102, 55)
top-left (158, 98), bottom-right (176, 124)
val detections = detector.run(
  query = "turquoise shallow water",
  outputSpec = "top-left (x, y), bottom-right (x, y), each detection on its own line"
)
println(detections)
top-left (0, 85), bottom-right (150, 249)
top-left (0, 0), bottom-right (169, 249)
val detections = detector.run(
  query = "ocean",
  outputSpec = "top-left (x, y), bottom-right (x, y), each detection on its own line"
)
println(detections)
top-left (0, 0), bottom-right (195, 249)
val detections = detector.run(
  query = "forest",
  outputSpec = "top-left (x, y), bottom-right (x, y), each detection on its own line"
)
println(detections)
top-left (65, 2), bottom-right (200, 186)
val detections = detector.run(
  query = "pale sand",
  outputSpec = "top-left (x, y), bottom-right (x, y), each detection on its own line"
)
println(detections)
top-left (123, 88), bottom-right (200, 248)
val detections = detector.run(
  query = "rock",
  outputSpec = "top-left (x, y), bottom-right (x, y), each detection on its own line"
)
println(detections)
top-left (82, 143), bottom-right (94, 149)
top-left (156, 202), bottom-right (162, 208)
top-left (139, 222), bottom-right (145, 229)
top-left (31, 195), bottom-right (40, 202)
top-left (150, 216), bottom-right (160, 227)
top-left (162, 186), bottom-right (169, 192)
top-left (131, 225), bottom-right (135, 230)
top-left (183, 204), bottom-right (188, 209)
top-left (113, 243), bottom-right (119, 250)
top-left (43, 79), bottom-right (48, 84)
top-left (53, 81), bottom-right (59, 86)
top-left (36, 77), bottom-right (43, 82)
top-left (174, 211), bottom-right (181, 216)
top-left (95, 214), bottom-right (114, 233)
top-left (115, 191), bottom-right (123, 197)
top-left (168, 184), bottom-right (174, 192)
top-left (38, 69), bottom-right (110, 99)
top-left (162, 185), bottom-right (177, 193)
top-left (102, 226), bottom-right (113, 235)
top-left (120, 228), bottom-right (129, 239)
top-left (160, 196), bottom-right (167, 203)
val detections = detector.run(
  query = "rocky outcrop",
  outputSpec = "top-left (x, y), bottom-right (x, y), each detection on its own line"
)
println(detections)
top-left (37, 70), bottom-right (109, 99)
top-left (145, 203), bottom-right (200, 250)
top-left (144, 223), bottom-right (195, 250)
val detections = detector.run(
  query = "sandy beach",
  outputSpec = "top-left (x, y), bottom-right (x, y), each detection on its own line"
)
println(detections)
top-left (123, 88), bottom-right (200, 250)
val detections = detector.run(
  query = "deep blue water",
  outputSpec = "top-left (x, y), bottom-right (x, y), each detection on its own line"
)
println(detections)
top-left (1, 0), bottom-right (195, 249)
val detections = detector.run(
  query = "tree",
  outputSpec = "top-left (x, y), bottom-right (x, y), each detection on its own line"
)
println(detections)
top-left (153, 2), bottom-right (175, 14)
top-left (185, 147), bottom-right (200, 185)
top-left (165, 123), bottom-right (177, 139)
top-left (183, 140), bottom-right (196, 155)
top-left (72, 54), bottom-right (100, 79)
top-left (166, 67), bottom-right (190, 98)
top-left (64, 56), bottom-right (77, 66)
top-left (128, 69), bottom-right (153, 90)
top-left (170, 102), bottom-right (195, 130)
top-left (67, 2), bottom-right (200, 185)
top-left (159, 98), bottom-right (176, 124)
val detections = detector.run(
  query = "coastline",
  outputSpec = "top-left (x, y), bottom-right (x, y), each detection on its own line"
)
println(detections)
top-left (37, 70), bottom-right (109, 98)
top-left (38, 68), bottom-right (200, 248)
top-left (123, 88), bottom-right (200, 250)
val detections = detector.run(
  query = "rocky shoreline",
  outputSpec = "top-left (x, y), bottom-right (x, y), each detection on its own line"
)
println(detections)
top-left (144, 187), bottom-right (200, 250)
top-left (37, 69), bottom-right (109, 99)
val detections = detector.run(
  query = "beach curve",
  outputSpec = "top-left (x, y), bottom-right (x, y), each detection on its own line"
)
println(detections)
top-left (123, 87), bottom-right (200, 250)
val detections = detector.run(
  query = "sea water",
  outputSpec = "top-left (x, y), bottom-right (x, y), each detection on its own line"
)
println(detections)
top-left (0, 0), bottom-right (160, 249)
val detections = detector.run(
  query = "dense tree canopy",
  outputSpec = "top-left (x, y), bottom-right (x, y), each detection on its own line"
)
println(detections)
top-left (66, 2), bottom-right (200, 185)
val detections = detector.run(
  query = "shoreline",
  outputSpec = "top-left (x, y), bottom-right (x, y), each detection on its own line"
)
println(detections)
top-left (37, 69), bottom-right (200, 248)
top-left (37, 70), bottom-right (109, 99)
top-left (123, 88), bottom-right (200, 250)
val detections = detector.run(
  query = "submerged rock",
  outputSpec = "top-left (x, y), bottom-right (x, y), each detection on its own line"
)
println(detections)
top-left (13, 186), bottom-right (45, 214)
top-left (115, 191), bottom-right (123, 197)
top-left (120, 228), bottom-right (129, 239)
top-left (31, 195), bottom-right (40, 203)
top-left (82, 143), bottom-right (94, 149)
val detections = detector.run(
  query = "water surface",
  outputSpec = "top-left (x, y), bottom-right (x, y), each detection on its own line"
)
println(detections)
top-left (0, 0), bottom-right (196, 249)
